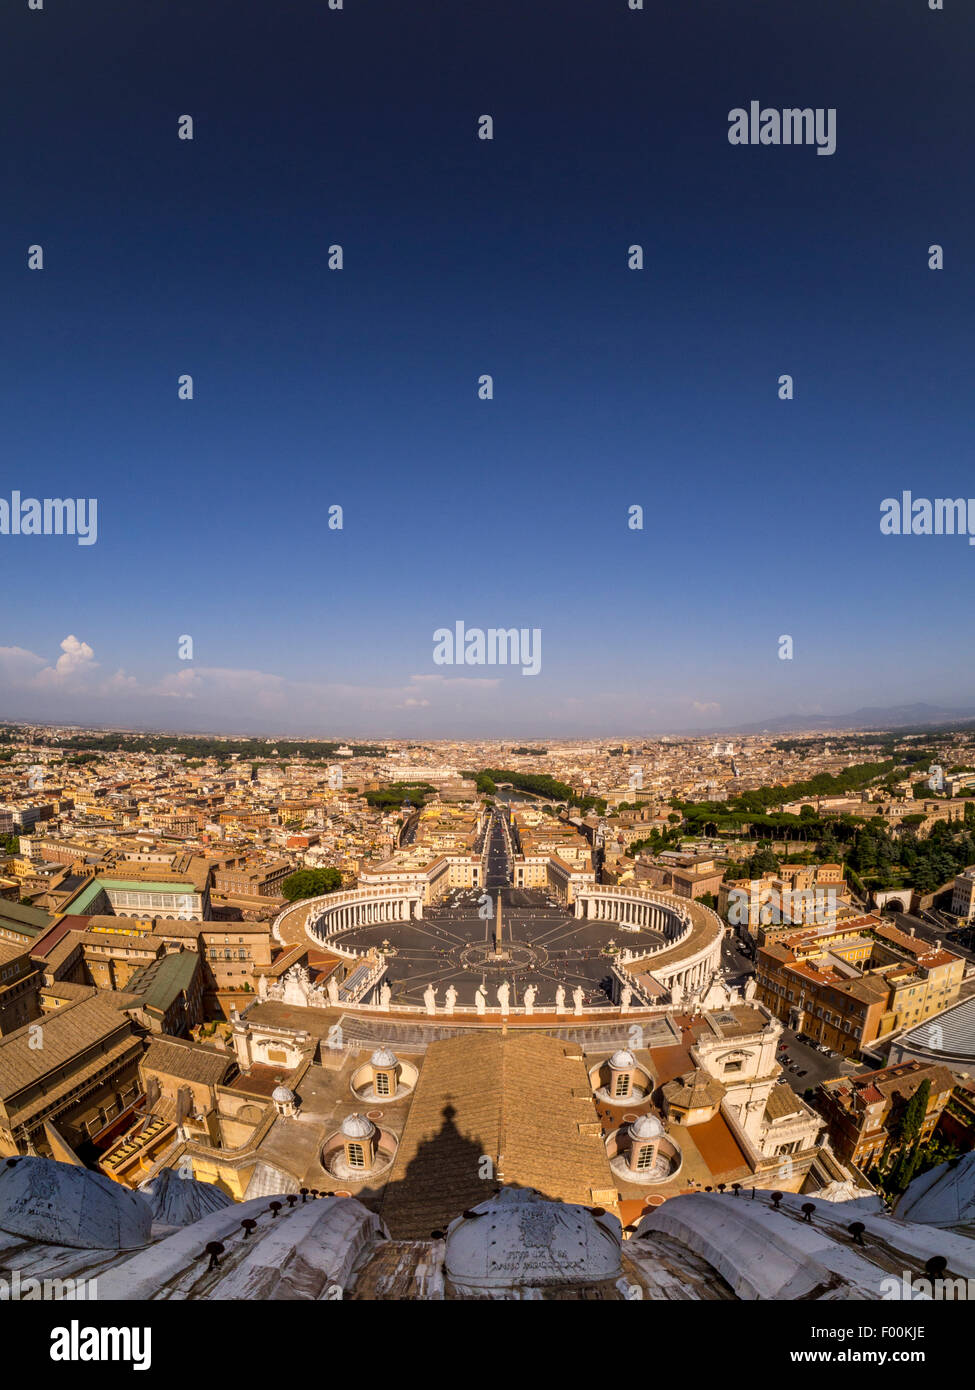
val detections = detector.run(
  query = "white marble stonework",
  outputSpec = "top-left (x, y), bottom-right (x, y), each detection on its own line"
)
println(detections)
top-left (0, 1156), bottom-right (152, 1251)
top-left (138, 1167), bottom-right (235, 1228)
top-left (444, 1187), bottom-right (622, 1291)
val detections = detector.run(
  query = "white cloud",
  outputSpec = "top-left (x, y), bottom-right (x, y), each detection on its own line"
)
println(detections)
top-left (0, 645), bottom-right (46, 684)
top-left (410, 674), bottom-right (502, 689)
top-left (0, 639), bottom-right (521, 732)
top-left (34, 635), bottom-right (98, 687)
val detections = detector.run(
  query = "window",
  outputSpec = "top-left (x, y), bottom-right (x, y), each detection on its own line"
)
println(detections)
top-left (614, 1073), bottom-right (630, 1097)
top-left (374, 1071), bottom-right (391, 1096)
top-left (347, 1142), bottom-right (365, 1168)
top-left (724, 1059), bottom-right (743, 1074)
top-left (636, 1144), bottom-right (655, 1170)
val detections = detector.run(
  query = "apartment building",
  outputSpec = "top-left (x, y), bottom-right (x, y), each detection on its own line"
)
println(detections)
top-left (212, 859), bottom-right (292, 898)
top-left (951, 867), bottom-right (975, 922)
top-left (817, 1060), bottom-right (956, 1168)
top-left (0, 941), bottom-right (41, 1036)
top-left (755, 916), bottom-right (964, 1056)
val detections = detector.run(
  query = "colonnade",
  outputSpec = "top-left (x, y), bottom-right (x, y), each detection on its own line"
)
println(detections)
top-left (574, 888), bottom-right (688, 940)
top-left (314, 894), bottom-right (418, 932)
top-left (288, 888), bottom-right (426, 953)
top-left (662, 957), bottom-right (711, 995)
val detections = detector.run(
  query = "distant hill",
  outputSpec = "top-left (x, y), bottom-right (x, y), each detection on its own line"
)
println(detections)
top-left (720, 702), bottom-right (975, 735)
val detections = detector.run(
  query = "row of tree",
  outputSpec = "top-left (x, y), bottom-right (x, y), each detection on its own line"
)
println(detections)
top-left (25, 732), bottom-right (386, 760)
top-left (469, 768), bottom-right (607, 815)
top-left (363, 782), bottom-right (435, 809)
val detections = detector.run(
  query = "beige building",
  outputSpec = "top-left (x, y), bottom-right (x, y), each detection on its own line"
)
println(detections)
top-left (951, 867), bottom-right (975, 922)
top-left (0, 995), bottom-right (144, 1156)
top-left (720, 864), bottom-right (849, 935)
top-left (756, 916), bottom-right (965, 1055)
top-left (0, 940), bottom-right (41, 1037)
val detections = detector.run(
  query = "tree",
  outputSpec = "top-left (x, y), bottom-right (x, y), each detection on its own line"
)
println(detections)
top-left (751, 846), bottom-right (779, 876)
top-left (890, 1142), bottom-right (921, 1193)
top-left (281, 868), bottom-right (342, 901)
top-left (896, 1078), bottom-right (931, 1149)
top-left (817, 827), bottom-right (840, 861)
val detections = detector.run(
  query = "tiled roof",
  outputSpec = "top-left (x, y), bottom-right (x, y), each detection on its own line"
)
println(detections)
top-left (0, 995), bottom-right (135, 1100)
top-left (141, 1036), bottom-right (234, 1087)
top-left (661, 1069), bottom-right (724, 1109)
top-left (764, 1084), bottom-right (805, 1121)
top-left (380, 1032), bottom-right (615, 1238)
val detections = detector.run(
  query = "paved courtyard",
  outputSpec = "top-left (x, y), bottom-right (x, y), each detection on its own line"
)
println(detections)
top-left (325, 885), bottom-right (668, 1009)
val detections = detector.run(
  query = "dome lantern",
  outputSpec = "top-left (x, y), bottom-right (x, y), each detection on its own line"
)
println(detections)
top-left (370, 1048), bottom-right (399, 1098)
top-left (628, 1112), bottom-right (665, 1174)
top-left (608, 1049), bottom-right (638, 1100)
top-left (340, 1113), bottom-right (376, 1171)
top-left (272, 1084), bottom-right (298, 1118)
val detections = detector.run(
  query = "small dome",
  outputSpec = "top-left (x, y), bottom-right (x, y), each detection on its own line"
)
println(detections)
top-left (370, 1047), bottom-right (398, 1068)
top-left (272, 1085), bottom-right (295, 1105)
top-left (630, 1113), bottom-right (665, 1141)
top-left (610, 1049), bottom-right (637, 1069)
top-left (340, 1112), bottom-right (375, 1139)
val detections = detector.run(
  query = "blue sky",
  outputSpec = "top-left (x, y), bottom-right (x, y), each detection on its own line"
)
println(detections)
top-left (1, 0), bottom-right (973, 737)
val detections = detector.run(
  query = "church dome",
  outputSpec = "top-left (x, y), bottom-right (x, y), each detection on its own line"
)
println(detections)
top-left (445, 1187), bottom-right (621, 1291)
top-left (630, 1113), bottom-right (665, 1141)
top-left (0, 1156), bottom-right (152, 1251)
top-left (272, 1085), bottom-right (296, 1105)
top-left (139, 1166), bottom-right (234, 1226)
top-left (610, 1049), bottom-right (637, 1069)
top-left (370, 1048), bottom-right (398, 1068)
top-left (340, 1112), bottom-right (375, 1139)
